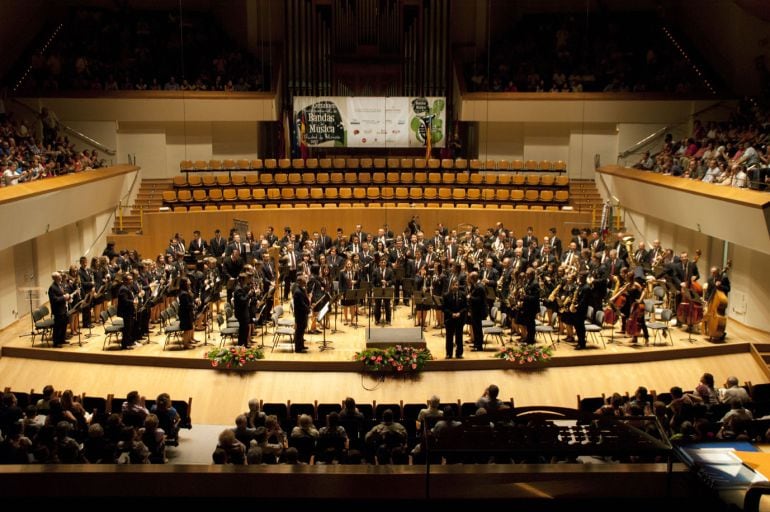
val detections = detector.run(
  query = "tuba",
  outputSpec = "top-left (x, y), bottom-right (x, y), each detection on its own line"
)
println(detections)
top-left (622, 236), bottom-right (636, 271)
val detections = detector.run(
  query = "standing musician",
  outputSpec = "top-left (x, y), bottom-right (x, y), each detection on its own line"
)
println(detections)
top-left (293, 275), bottom-right (311, 353)
top-left (223, 249), bottom-right (244, 304)
top-left (373, 258), bottom-right (394, 325)
top-left (233, 273), bottom-right (254, 347)
top-left (521, 268), bottom-right (541, 345)
top-left (467, 272), bottom-right (487, 352)
top-left (705, 265), bottom-right (731, 340)
top-left (706, 266), bottom-right (731, 302)
top-left (209, 229), bottom-right (227, 258)
top-left (64, 265), bottom-right (82, 337)
top-left (308, 265), bottom-right (326, 334)
top-left (413, 265), bottom-right (431, 328)
top-left (442, 278), bottom-right (467, 359)
top-left (78, 256), bottom-right (94, 329)
top-left (621, 276), bottom-right (649, 345)
top-left (178, 278), bottom-right (198, 349)
top-left (561, 272), bottom-right (591, 350)
top-left (117, 274), bottom-right (136, 350)
top-left (48, 271), bottom-right (70, 348)
top-left (188, 230), bottom-right (207, 256)
top-left (430, 262), bottom-right (446, 328)
top-left (339, 259), bottom-right (359, 325)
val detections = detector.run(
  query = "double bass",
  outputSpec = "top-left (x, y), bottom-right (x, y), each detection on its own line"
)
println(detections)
top-left (702, 260), bottom-right (731, 341)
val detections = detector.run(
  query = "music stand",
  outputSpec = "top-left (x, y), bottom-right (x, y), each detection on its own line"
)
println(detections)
top-left (350, 288), bottom-right (367, 328)
top-left (414, 292), bottom-right (433, 331)
top-left (431, 294), bottom-right (445, 337)
top-left (318, 302), bottom-right (334, 351)
top-left (359, 281), bottom-right (372, 317)
top-left (678, 288), bottom-right (697, 344)
top-left (370, 287), bottom-right (395, 328)
top-left (69, 298), bottom-right (88, 346)
top-left (19, 286), bottom-right (44, 340)
top-left (400, 276), bottom-right (413, 311)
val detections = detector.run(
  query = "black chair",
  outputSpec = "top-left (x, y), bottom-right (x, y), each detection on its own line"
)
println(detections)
top-left (289, 402), bottom-right (317, 425)
top-left (10, 391), bottom-right (30, 408)
top-left (316, 403), bottom-right (342, 422)
top-left (288, 434), bottom-right (316, 463)
top-left (262, 402), bottom-right (289, 430)
top-left (577, 395), bottom-right (606, 414)
top-left (440, 402), bottom-right (461, 418)
top-left (172, 398), bottom-right (193, 429)
top-left (32, 307), bottom-right (54, 346)
top-left (461, 401), bottom-right (479, 417)
top-left (374, 403), bottom-right (402, 421)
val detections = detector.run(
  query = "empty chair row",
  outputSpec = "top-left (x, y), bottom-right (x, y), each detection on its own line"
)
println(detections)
top-left (172, 203), bottom-right (565, 212)
top-left (173, 172), bottom-right (570, 189)
top-left (162, 187), bottom-right (569, 204)
top-left (180, 158), bottom-right (567, 173)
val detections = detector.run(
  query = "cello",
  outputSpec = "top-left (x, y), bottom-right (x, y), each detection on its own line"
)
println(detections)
top-left (702, 260), bottom-right (731, 341)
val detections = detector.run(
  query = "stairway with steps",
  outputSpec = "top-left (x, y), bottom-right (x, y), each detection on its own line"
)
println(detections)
top-left (569, 179), bottom-right (603, 213)
top-left (112, 178), bottom-right (172, 234)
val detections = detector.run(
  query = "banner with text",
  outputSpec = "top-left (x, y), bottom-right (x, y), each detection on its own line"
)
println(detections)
top-left (293, 96), bottom-right (445, 149)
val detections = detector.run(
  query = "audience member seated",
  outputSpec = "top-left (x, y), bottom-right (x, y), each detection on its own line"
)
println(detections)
top-left (150, 392), bottom-right (180, 444)
top-left (364, 409), bottom-right (407, 465)
top-left (140, 414), bottom-right (167, 464)
top-left (245, 398), bottom-right (266, 428)
top-left (317, 412), bottom-right (348, 464)
top-left (232, 413), bottom-right (256, 447)
top-left (475, 384), bottom-right (507, 413)
top-left (213, 428), bottom-right (246, 465)
top-left (720, 376), bottom-right (751, 404)
top-left (121, 390), bottom-right (149, 428)
top-left (416, 395), bottom-right (443, 431)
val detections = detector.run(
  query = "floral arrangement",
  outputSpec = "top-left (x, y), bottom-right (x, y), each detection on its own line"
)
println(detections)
top-left (205, 346), bottom-right (264, 368)
top-left (354, 345), bottom-right (433, 373)
top-left (494, 344), bottom-right (553, 366)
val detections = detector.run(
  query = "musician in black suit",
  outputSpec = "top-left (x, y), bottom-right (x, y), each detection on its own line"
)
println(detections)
top-left (209, 229), bottom-right (227, 258)
top-left (523, 227), bottom-right (539, 249)
top-left (78, 256), bottom-right (94, 328)
top-left (467, 272), bottom-right (487, 351)
top-left (442, 279), bottom-right (467, 359)
top-left (48, 271), bottom-right (70, 347)
top-left (265, 226), bottom-right (278, 247)
top-left (117, 274), bottom-right (136, 349)
top-left (188, 230), bottom-right (207, 256)
top-left (373, 259), bottom-right (394, 324)
top-left (548, 227), bottom-right (562, 259)
top-left (233, 273), bottom-right (253, 347)
top-left (223, 249), bottom-right (244, 303)
top-left (520, 275), bottom-right (540, 345)
top-left (293, 276), bottom-right (311, 352)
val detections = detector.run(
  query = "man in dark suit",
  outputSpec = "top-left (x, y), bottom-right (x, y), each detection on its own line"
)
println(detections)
top-left (548, 227), bottom-right (562, 259)
top-left (233, 273), bottom-right (253, 347)
top-left (293, 276), bottom-right (310, 352)
top-left (373, 259), bottom-right (394, 324)
top-left (522, 270), bottom-right (541, 345)
top-left (48, 271), bottom-right (70, 347)
top-left (264, 226), bottom-right (278, 246)
top-left (523, 226), bottom-right (539, 248)
top-left (442, 279), bottom-right (467, 359)
top-left (572, 273), bottom-right (592, 350)
top-left (209, 229), bottom-right (227, 258)
top-left (188, 230), bottom-right (207, 256)
top-left (117, 274), bottom-right (136, 349)
top-left (467, 272), bottom-right (487, 351)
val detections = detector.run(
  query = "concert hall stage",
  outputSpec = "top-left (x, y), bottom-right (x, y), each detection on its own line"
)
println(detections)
top-left (0, 322), bottom-right (764, 374)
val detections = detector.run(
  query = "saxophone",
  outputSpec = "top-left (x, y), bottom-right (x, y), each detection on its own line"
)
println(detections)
top-left (569, 284), bottom-right (580, 313)
top-left (548, 281), bottom-right (563, 302)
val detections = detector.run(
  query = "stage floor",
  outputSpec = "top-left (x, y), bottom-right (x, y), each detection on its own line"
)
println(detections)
top-left (2, 299), bottom-right (770, 371)
top-left (2, 301), bottom-right (770, 425)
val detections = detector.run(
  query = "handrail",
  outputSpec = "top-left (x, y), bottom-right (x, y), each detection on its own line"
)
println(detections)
top-left (10, 98), bottom-right (117, 155)
top-left (617, 101), bottom-right (728, 162)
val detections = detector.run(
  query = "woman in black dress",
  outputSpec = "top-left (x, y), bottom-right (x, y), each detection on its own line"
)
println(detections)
top-left (178, 278), bottom-right (196, 348)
